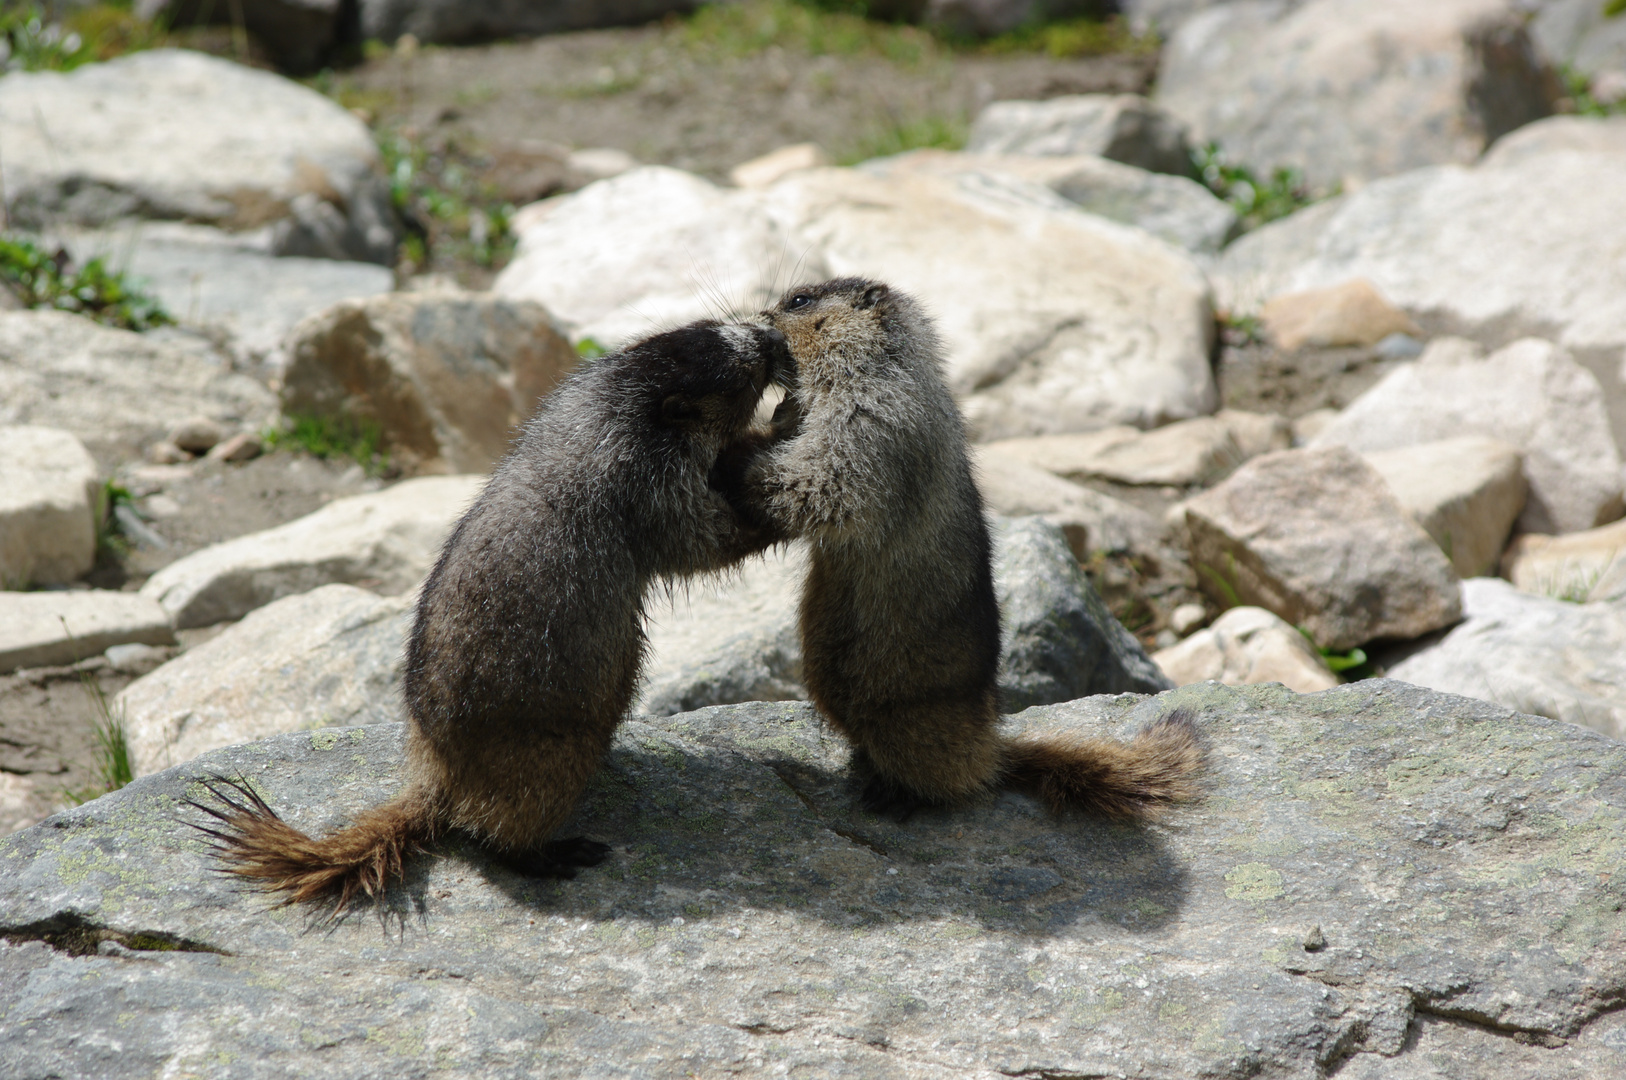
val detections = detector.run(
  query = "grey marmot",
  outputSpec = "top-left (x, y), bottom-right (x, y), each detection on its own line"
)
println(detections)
top-left (725, 277), bottom-right (1202, 818)
top-left (190, 319), bottom-right (791, 910)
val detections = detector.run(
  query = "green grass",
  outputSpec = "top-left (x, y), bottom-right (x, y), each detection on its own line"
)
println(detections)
top-left (52, 615), bottom-right (136, 805)
top-left (376, 129), bottom-right (515, 271)
top-left (0, 235), bottom-right (171, 331)
top-left (96, 480), bottom-right (135, 562)
top-left (1561, 64), bottom-right (1626, 118)
top-left (971, 15), bottom-right (1158, 58)
top-left (1193, 142), bottom-right (1330, 232)
top-left (682, 0), bottom-right (939, 65)
top-left (0, 3), bottom-right (170, 73)
top-left (575, 337), bottom-right (610, 360)
top-left (263, 413), bottom-right (391, 475)
top-left (837, 111), bottom-right (967, 164)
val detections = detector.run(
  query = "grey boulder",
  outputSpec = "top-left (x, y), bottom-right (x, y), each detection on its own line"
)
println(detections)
top-left (0, 591), bottom-right (175, 673)
top-left (965, 93), bottom-right (1196, 177)
top-left (2, 680), bottom-right (1624, 1077)
top-left (0, 425), bottom-right (99, 589)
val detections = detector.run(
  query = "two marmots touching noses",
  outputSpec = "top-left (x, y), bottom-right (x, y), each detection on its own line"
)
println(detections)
top-left (190, 277), bottom-right (1202, 912)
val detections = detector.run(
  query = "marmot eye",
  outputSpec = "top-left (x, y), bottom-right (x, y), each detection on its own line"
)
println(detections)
top-left (786, 293), bottom-right (813, 311)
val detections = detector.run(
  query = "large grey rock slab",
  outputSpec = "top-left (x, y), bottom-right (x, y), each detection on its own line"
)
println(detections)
top-left (1531, 0), bottom-right (1626, 78)
top-left (0, 50), bottom-right (397, 263)
top-left (359, 0), bottom-right (701, 45)
top-left (495, 166), bottom-right (807, 348)
top-left (640, 518), bottom-right (1170, 716)
top-left (1214, 148), bottom-right (1626, 372)
top-left (1156, 0), bottom-right (1558, 188)
top-left (1184, 445), bottom-right (1463, 650)
top-left (0, 311), bottom-right (276, 461)
top-left (1312, 338), bottom-right (1622, 535)
top-left (763, 167), bottom-right (1216, 438)
top-left (56, 223), bottom-right (394, 368)
top-left (1503, 518), bottom-right (1626, 605)
top-left (1363, 436), bottom-right (1526, 580)
top-left (870, 149), bottom-right (1238, 255)
top-left (281, 290), bottom-right (578, 474)
top-left (987, 413), bottom-right (1264, 488)
top-left (0, 425), bottom-right (98, 589)
top-left (0, 592), bottom-right (175, 673)
top-left (3, 680), bottom-right (1625, 1077)
top-left (139, 475), bottom-right (483, 629)
top-left (118, 584), bottom-right (410, 776)
top-left (1390, 576), bottom-right (1626, 741)
top-left (1152, 605), bottom-right (1338, 693)
top-left (965, 93), bottom-right (1195, 177)
top-left (972, 446), bottom-right (1166, 555)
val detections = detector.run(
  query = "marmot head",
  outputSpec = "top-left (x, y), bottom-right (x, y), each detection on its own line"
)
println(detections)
top-left (614, 321), bottom-right (790, 453)
top-left (763, 277), bottom-right (937, 390)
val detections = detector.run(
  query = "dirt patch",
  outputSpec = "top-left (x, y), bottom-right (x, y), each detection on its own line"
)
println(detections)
top-left (0, 663), bottom-right (138, 834)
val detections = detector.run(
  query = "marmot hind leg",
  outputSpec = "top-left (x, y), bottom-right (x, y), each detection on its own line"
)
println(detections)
top-left (832, 695), bottom-right (1005, 819)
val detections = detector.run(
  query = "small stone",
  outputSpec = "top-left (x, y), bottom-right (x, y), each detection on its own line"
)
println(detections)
top-left (103, 642), bottom-right (170, 675)
top-left (1362, 436), bottom-right (1527, 579)
top-left (147, 441), bottom-right (190, 464)
top-left (566, 147), bottom-right (639, 181)
top-left (0, 425), bottom-right (100, 589)
top-left (206, 432), bottom-right (263, 463)
top-left (730, 143), bottom-right (829, 188)
top-left (1375, 332), bottom-right (1424, 359)
top-left (1502, 518), bottom-right (1626, 605)
top-left (1260, 279), bottom-right (1423, 352)
top-left (1304, 926), bottom-right (1327, 952)
top-left (1152, 606), bottom-right (1339, 694)
top-left (1170, 603), bottom-right (1208, 636)
top-left (166, 417), bottom-right (224, 455)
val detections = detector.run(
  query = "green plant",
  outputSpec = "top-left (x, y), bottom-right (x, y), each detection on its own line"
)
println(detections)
top-left (53, 616), bottom-right (135, 805)
top-left (972, 15), bottom-right (1158, 58)
top-left (376, 129), bottom-right (515, 270)
top-left (0, 235), bottom-right (171, 330)
top-left (0, 3), bottom-right (169, 73)
top-left (263, 413), bottom-right (391, 475)
top-left (575, 337), bottom-right (610, 360)
top-left (1192, 143), bottom-right (1327, 232)
top-left (1217, 310), bottom-right (1264, 347)
top-left (96, 479), bottom-right (135, 561)
top-left (1560, 64), bottom-right (1626, 118)
top-left (838, 110), bottom-right (967, 164)
top-left (1607, 0), bottom-right (1625, 18)
top-left (1196, 556), bottom-right (1243, 610)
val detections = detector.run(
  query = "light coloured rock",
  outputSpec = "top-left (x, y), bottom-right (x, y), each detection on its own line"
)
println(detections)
top-left (1184, 445), bottom-right (1463, 650)
top-left (280, 292), bottom-right (577, 474)
top-left (103, 642), bottom-right (171, 676)
top-left (1503, 518), bottom-right (1626, 605)
top-left (1260, 279), bottom-right (1422, 352)
top-left (966, 93), bottom-right (1195, 177)
top-left (870, 148), bottom-right (1238, 254)
top-left (166, 417), bottom-right (223, 455)
top-left (1217, 408), bottom-right (1292, 458)
top-left (0, 311), bottom-right (276, 460)
top-left (139, 475), bottom-right (483, 629)
top-left (1169, 601), bottom-right (1207, 636)
top-left (0, 50), bottom-right (398, 263)
top-left (640, 518), bottom-right (1171, 716)
top-left (764, 167), bottom-right (1216, 438)
top-left (1531, 0), bottom-right (1626, 78)
top-left (494, 166), bottom-right (807, 348)
top-left (1362, 436), bottom-right (1526, 579)
top-left (1312, 338), bottom-right (1622, 535)
top-left (1481, 114), bottom-right (1626, 168)
top-left (565, 147), bottom-right (640, 182)
top-left (0, 591), bottom-right (175, 672)
top-left (987, 411), bottom-right (1287, 488)
top-left (1214, 152), bottom-right (1626, 370)
top-left (118, 584), bottom-right (410, 775)
top-left (0, 425), bottom-right (99, 588)
top-left (1389, 576), bottom-right (1626, 741)
top-left (972, 446), bottom-right (1165, 554)
top-left (6, 680), bottom-right (1626, 1076)
top-left (1157, 0), bottom-right (1559, 188)
top-left (56, 223), bottom-right (396, 366)
top-left (1153, 605), bottom-right (1339, 693)
top-left (206, 433), bottom-right (262, 463)
top-left (1292, 407), bottom-right (1339, 446)
top-left (730, 143), bottom-right (830, 188)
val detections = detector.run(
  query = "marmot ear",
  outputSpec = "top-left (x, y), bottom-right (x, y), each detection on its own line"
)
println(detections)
top-left (660, 394), bottom-right (703, 426)
top-left (856, 284), bottom-right (888, 310)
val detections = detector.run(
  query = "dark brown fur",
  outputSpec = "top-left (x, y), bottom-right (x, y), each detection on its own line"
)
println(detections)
top-left (732, 278), bottom-right (1203, 819)
top-left (189, 321), bottom-right (790, 910)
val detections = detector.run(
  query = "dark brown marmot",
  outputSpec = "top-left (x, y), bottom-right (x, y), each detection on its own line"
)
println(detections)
top-left (190, 320), bottom-right (791, 910)
top-left (727, 277), bottom-right (1202, 818)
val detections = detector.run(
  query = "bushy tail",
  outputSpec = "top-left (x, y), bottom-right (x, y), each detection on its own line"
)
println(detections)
top-left (184, 776), bottom-right (436, 913)
top-left (1003, 708), bottom-right (1204, 819)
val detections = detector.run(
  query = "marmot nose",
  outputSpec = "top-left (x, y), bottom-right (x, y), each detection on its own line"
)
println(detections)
top-left (763, 328), bottom-right (786, 346)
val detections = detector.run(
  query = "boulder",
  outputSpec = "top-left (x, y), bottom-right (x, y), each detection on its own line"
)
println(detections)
top-left (0, 311), bottom-right (277, 462)
top-left (965, 94), bottom-right (1196, 177)
top-left (359, 0), bottom-right (702, 45)
top-left (494, 167), bottom-right (804, 349)
top-left (139, 475), bottom-right (483, 629)
top-left (118, 584), bottom-right (410, 776)
top-left (1184, 445), bottom-right (1463, 650)
top-left (1156, 0), bottom-right (1559, 188)
top-left (135, 0), bottom-right (347, 72)
top-left (1362, 436), bottom-right (1526, 579)
top-left (280, 291), bottom-right (577, 475)
top-left (1481, 114), bottom-right (1626, 168)
top-left (986, 410), bottom-right (1287, 489)
top-left (4, 680), bottom-right (1625, 1076)
top-left (0, 50), bottom-right (397, 264)
top-left (870, 149), bottom-right (1238, 255)
top-left (762, 167), bottom-right (1216, 438)
top-left (1389, 577), bottom-right (1626, 741)
top-left (1311, 338), bottom-right (1623, 536)
top-left (971, 447), bottom-right (1166, 555)
top-left (1503, 518), bottom-right (1626, 605)
top-left (1152, 605), bottom-right (1339, 693)
top-left (1213, 149), bottom-right (1626, 375)
top-left (1531, 0), bottom-right (1626, 78)
top-left (0, 426), bottom-right (99, 589)
top-left (0, 592), bottom-right (175, 673)
top-left (1259, 279), bottom-right (1423, 352)
top-left (56, 223), bottom-right (395, 367)
top-left (640, 518), bottom-right (1171, 716)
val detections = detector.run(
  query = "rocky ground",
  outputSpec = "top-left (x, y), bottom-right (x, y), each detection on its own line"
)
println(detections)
top-left (4, 1), bottom-right (1626, 1075)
